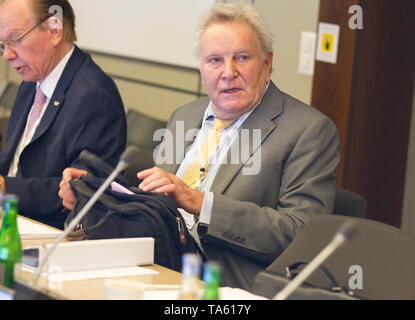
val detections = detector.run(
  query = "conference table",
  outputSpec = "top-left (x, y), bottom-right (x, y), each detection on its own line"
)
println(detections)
top-left (16, 216), bottom-right (188, 300)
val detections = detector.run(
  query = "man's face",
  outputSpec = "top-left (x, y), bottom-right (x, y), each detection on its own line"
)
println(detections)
top-left (200, 21), bottom-right (273, 120)
top-left (0, 0), bottom-right (56, 82)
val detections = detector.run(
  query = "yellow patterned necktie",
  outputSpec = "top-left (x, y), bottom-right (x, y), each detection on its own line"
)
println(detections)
top-left (182, 117), bottom-right (236, 189)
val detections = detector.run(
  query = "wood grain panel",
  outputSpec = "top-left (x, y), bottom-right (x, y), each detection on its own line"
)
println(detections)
top-left (312, 0), bottom-right (415, 227)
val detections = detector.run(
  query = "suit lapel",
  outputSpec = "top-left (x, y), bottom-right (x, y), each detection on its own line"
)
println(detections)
top-left (210, 82), bottom-right (284, 194)
top-left (182, 102), bottom-right (206, 154)
top-left (165, 99), bottom-right (207, 174)
top-left (30, 46), bottom-right (86, 143)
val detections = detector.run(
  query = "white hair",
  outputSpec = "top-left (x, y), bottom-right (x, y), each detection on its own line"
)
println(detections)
top-left (194, 2), bottom-right (274, 59)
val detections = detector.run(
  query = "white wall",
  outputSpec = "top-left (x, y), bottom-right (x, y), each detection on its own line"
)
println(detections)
top-left (255, 0), bottom-right (320, 104)
top-left (69, 0), bottom-right (214, 68)
top-left (70, 0), bottom-right (319, 103)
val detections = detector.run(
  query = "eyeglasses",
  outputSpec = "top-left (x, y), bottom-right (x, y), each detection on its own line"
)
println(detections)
top-left (0, 14), bottom-right (53, 54)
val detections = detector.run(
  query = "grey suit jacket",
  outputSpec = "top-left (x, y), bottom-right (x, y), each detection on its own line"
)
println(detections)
top-left (156, 81), bottom-right (340, 291)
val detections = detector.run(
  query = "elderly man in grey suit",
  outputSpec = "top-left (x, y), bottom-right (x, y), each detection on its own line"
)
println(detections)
top-left (60, 3), bottom-right (339, 291)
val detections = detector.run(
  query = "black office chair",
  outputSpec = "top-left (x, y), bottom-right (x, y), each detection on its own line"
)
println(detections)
top-left (0, 116), bottom-right (9, 149)
top-left (333, 186), bottom-right (366, 218)
top-left (0, 82), bottom-right (19, 111)
top-left (122, 109), bottom-right (167, 186)
top-left (0, 82), bottom-right (19, 149)
top-left (252, 214), bottom-right (415, 299)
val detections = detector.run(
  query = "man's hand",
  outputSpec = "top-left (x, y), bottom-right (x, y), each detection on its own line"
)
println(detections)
top-left (58, 168), bottom-right (88, 211)
top-left (137, 167), bottom-right (204, 215)
top-left (0, 175), bottom-right (5, 193)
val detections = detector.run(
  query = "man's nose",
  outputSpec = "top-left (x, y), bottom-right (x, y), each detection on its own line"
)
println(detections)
top-left (2, 46), bottom-right (17, 62)
top-left (222, 60), bottom-right (238, 80)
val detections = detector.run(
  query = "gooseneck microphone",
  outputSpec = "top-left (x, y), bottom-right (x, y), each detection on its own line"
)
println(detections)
top-left (273, 220), bottom-right (358, 300)
top-left (32, 146), bottom-right (140, 283)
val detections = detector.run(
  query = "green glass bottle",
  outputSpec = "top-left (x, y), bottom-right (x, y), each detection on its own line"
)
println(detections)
top-left (202, 261), bottom-right (221, 300)
top-left (0, 195), bottom-right (22, 288)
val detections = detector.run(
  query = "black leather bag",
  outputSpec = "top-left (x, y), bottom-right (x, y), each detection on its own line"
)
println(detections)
top-left (64, 150), bottom-right (197, 272)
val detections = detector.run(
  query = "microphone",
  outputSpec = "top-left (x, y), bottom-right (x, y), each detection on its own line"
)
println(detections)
top-left (273, 220), bottom-right (358, 300)
top-left (32, 146), bottom-right (140, 283)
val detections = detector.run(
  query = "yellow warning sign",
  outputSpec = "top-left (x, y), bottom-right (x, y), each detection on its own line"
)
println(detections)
top-left (316, 22), bottom-right (340, 64)
top-left (322, 33), bottom-right (334, 52)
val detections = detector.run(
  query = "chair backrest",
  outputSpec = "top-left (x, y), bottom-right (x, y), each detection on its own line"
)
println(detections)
top-left (253, 215), bottom-right (415, 300)
top-left (0, 81), bottom-right (19, 111)
top-left (0, 82), bottom-right (19, 149)
top-left (125, 109), bottom-right (166, 149)
top-left (123, 109), bottom-right (167, 185)
top-left (333, 186), bottom-right (366, 218)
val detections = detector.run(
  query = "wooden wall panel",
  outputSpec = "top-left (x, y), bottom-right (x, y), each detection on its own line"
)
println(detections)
top-left (312, 0), bottom-right (415, 227)
top-left (311, 0), bottom-right (358, 187)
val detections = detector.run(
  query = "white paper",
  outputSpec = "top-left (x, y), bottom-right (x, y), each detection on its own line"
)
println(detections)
top-left (143, 289), bottom-right (180, 300)
top-left (219, 287), bottom-right (268, 300)
top-left (56, 266), bottom-right (158, 281)
top-left (22, 265), bottom-right (158, 281)
top-left (143, 287), bottom-right (268, 300)
top-left (111, 181), bottom-right (134, 195)
top-left (18, 217), bottom-right (62, 239)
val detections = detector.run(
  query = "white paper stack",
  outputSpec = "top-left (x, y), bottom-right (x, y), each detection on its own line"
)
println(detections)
top-left (18, 217), bottom-right (62, 239)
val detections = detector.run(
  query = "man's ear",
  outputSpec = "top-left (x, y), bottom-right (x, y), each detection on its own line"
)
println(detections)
top-left (47, 16), bottom-right (64, 47)
top-left (265, 52), bottom-right (273, 80)
top-left (199, 63), bottom-right (206, 86)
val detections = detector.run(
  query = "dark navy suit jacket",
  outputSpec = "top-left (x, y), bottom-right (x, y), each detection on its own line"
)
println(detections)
top-left (0, 46), bottom-right (127, 229)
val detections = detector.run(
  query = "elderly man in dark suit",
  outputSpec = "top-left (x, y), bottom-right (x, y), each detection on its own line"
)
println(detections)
top-left (0, 0), bottom-right (126, 229)
top-left (60, 3), bottom-right (339, 291)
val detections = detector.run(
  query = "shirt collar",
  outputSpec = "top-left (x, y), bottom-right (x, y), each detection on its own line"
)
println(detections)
top-left (38, 45), bottom-right (75, 100)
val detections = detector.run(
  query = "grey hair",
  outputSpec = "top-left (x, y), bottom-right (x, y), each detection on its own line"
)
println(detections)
top-left (194, 3), bottom-right (273, 59)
